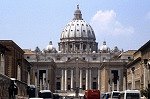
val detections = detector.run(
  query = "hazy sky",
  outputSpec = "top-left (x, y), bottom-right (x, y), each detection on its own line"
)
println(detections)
top-left (0, 0), bottom-right (150, 51)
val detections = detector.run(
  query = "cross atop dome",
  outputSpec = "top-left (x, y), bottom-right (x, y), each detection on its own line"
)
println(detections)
top-left (77, 4), bottom-right (79, 9)
top-left (73, 4), bottom-right (83, 20)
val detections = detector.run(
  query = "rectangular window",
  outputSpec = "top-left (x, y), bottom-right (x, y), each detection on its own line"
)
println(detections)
top-left (56, 82), bottom-right (61, 90)
top-left (82, 85), bottom-right (85, 90)
top-left (93, 82), bottom-right (97, 89)
top-left (68, 85), bottom-right (71, 90)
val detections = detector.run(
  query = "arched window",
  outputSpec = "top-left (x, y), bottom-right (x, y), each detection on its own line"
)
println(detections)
top-left (76, 44), bottom-right (80, 50)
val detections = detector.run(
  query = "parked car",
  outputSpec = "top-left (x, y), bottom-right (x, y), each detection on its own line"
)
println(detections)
top-left (119, 90), bottom-right (140, 99)
top-left (38, 90), bottom-right (53, 99)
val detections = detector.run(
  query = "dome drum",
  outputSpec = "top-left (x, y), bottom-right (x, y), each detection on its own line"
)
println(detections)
top-left (60, 37), bottom-right (96, 42)
top-left (58, 41), bottom-right (98, 53)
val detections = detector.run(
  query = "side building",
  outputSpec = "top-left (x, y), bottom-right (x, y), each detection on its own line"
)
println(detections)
top-left (0, 40), bottom-right (32, 99)
top-left (126, 40), bottom-right (150, 91)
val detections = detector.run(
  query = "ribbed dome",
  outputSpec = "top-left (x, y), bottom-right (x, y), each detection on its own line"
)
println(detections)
top-left (60, 5), bottom-right (96, 42)
top-left (61, 20), bottom-right (95, 41)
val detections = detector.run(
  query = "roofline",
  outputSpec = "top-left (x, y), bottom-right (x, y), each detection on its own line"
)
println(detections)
top-left (134, 40), bottom-right (150, 54)
top-left (0, 40), bottom-right (25, 53)
top-left (126, 57), bottom-right (141, 68)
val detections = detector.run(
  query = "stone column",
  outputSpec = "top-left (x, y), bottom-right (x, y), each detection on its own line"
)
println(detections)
top-left (73, 43), bottom-right (75, 52)
top-left (40, 79), bottom-right (42, 90)
top-left (46, 69), bottom-right (48, 90)
top-left (123, 76), bottom-right (126, 91)
top-left (43, 73), bottom-right (46, 90)
top-left (64, 43), bottom-right (67, 53)
top-left (61, 69), bottom-right (64, 90)
top-left (17, 65), bottom-right (21, 81)
top-left (35, 71), bottom-right (38, 97)
top-left (75, 59), bottom-right (79, 88)
top-left (64, 69), bottom-right (67, 91)
top-left (144, 65), bottom-right (148, 89)
top-left (0, 53), bottom-right (2, 67)
top-left (71, 69), bottom-right (74, 90)
top-left (0, 54), bottom-right (5, 75)
top-left (35, 74), bottom-right (37, 88)
top-left (131, 67), bottom-right (135, 90)
top-left (89, 69), bottom-right (92, 89)
top-left (117, 71), bottom-right (120, 91)
top-left (80, 69), bottom-right (82, 89)
top-left (0, 53), bottom-right (2, 69)
top-left (109, 73), bottom-right (112, 91)
top-left (98, 69), bottom-right (100, 90)
top-left (132, 72), bottom-right (135, 89)
top-left (67, 43), bottom-right (69, 53)
top-left (47, 68), bottom-right (49, 90)
top-left (117, 80), bottom-right (119, 91)
top-left (86, 69), bottom-right (89, 90)
top-left (37, 68), bottom-right (40, 92)
top-left (112, 82), bottom-right (114, 91)
top-left (28, 72), bottom-right (30, 85)
top-left (148, 67), bottom-right (150, 84)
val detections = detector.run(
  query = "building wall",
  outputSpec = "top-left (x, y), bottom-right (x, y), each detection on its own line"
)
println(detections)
top-left (127, 61), bottom-right (142, 90)
top-left (100, 67), bottom-right (108, 92)
top-left (126, 40), bottom-right (150, 92)
top-left (0, 40), bottom-right (30, 98)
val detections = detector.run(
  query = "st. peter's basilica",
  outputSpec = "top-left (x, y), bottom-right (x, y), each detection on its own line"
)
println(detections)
top-left (24, 5), bottom-right (135, 94)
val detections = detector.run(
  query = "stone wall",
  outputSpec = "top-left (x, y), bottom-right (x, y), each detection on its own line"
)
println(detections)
top-left (0, 74), bottom-right (10, 98)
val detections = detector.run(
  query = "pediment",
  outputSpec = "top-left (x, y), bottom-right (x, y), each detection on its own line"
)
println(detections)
top-left (66, 57), bottom-right (87, 64)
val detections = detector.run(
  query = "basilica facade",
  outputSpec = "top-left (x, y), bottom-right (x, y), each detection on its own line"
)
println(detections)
top-left (24, 5), bottom-right (134, 93)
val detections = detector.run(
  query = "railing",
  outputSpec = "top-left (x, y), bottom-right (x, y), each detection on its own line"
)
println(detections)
top-left (103, 59), bottom-right (128, 62)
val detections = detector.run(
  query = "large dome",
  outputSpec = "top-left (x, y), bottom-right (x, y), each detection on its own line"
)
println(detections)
top-left (59, 5), bottom-right (98, 53)
top-left (60, 5), bottom-right (96, 42)
top-left (60, 20), bottom-right (95, 41)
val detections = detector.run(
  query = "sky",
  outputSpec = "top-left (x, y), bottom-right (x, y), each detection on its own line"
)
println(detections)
top-left (0, 0), bottom-right (150, 51)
